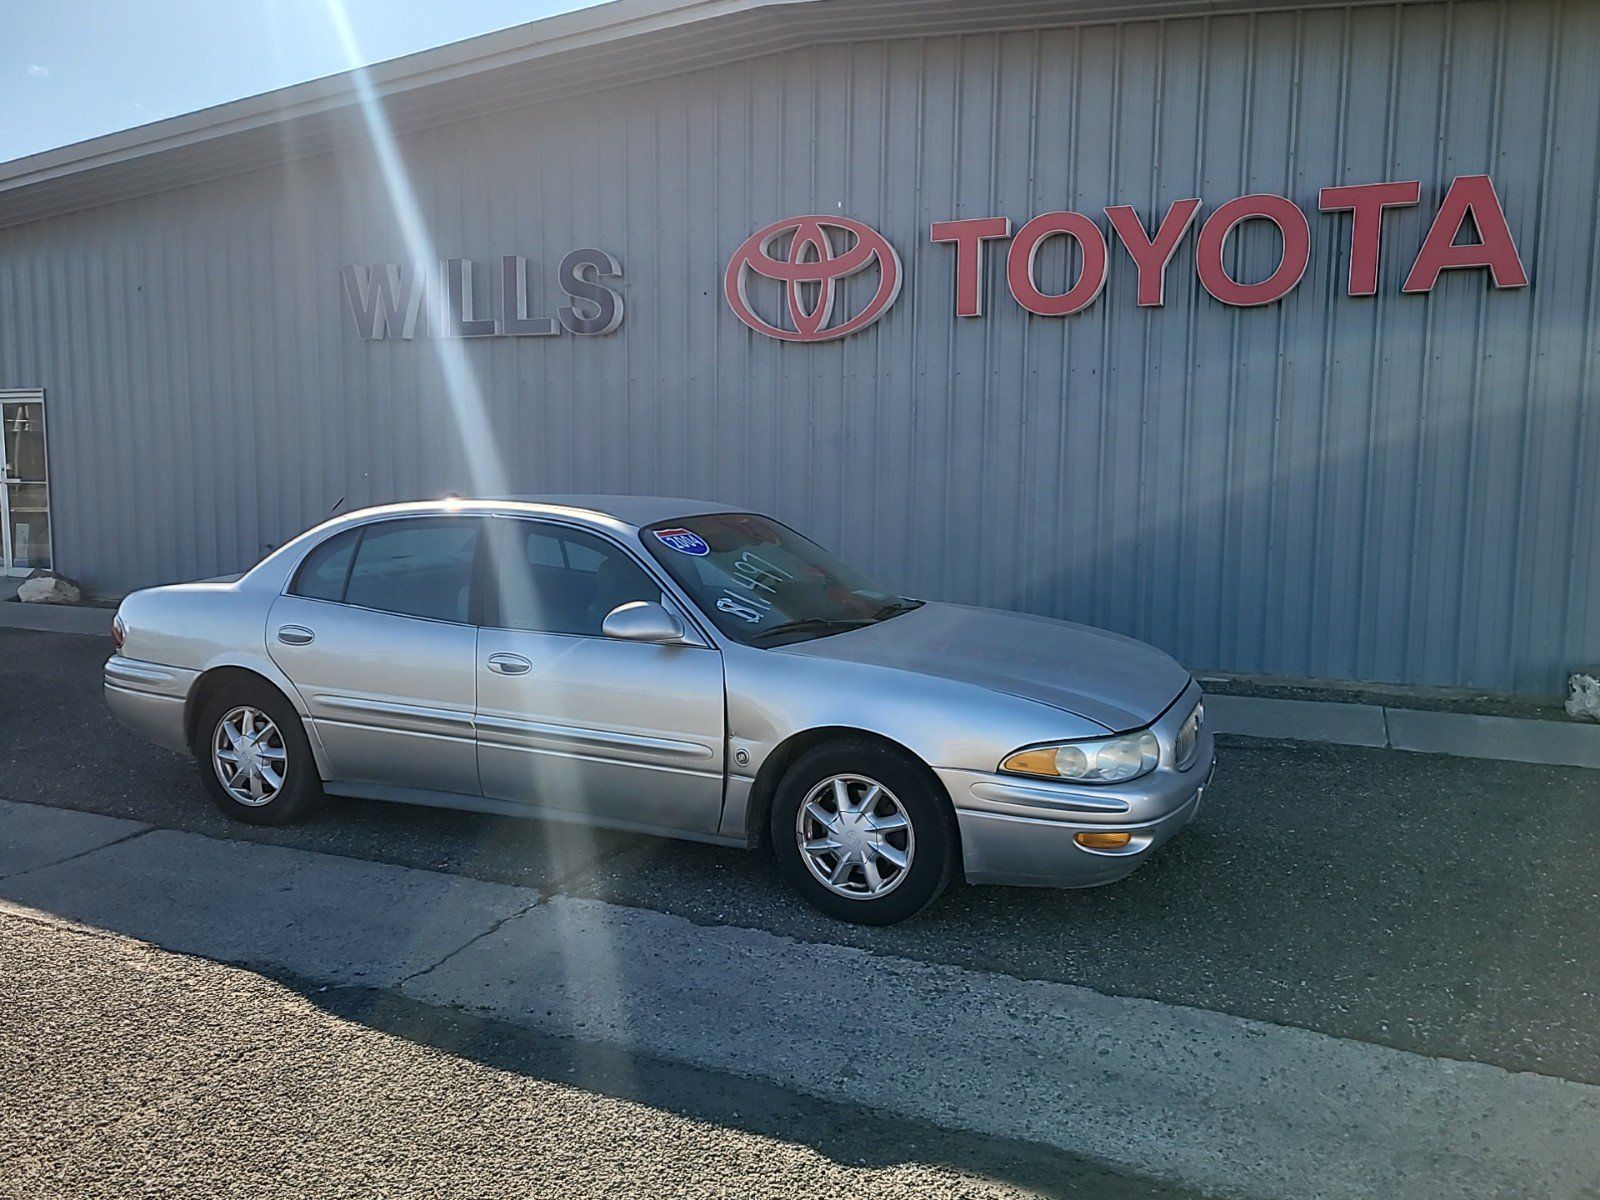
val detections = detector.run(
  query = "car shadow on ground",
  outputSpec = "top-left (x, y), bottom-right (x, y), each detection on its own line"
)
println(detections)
top-left (292, 970), bottom-right (1195, 1199)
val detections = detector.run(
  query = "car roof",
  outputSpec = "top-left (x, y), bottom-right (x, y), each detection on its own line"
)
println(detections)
top-left (499, 495), bottom-right (742, 528)
top-left (338, 494), bottom-right (744, 531)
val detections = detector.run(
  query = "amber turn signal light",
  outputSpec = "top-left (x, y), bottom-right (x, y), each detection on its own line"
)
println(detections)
top-left (1075, 831), bottom-right (1132, 850)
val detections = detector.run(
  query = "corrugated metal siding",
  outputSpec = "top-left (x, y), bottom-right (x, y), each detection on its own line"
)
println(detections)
top-left (1, 0), bottom-right (1595, 692)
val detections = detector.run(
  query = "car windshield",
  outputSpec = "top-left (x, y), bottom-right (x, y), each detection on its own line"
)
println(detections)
top-left (641, 512), bottom-right (920, 646)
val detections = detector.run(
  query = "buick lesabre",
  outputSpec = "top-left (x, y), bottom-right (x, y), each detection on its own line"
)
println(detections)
top-left (106, 497), bottom-right (1213, 923)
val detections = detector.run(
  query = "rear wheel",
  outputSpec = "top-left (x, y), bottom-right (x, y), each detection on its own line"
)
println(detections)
top-left (193, 680), bottom-right (323, 825)
top-left (771, 739), bottom-right (957, 925)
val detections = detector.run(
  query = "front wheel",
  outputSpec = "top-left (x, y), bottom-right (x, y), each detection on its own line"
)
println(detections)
top-left (194, 680), bottom-right (323, 825)
top-left (771, 739), bottom-right (957, 925)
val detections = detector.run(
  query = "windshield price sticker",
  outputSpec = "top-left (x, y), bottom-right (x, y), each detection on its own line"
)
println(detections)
top-left (717, 596), bottom-right (768, 623)
top-left (731, 551), bottom-right (790, 595)
top-left (654, 528), bottom-right (711, 556)
top-left (715, 551), bottom-right (793, 624)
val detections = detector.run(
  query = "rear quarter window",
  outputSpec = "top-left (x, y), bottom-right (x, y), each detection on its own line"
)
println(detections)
top-left (290, 528), bottom-right (359, 602)
top-left (343, 519), bottom-right (479, 623)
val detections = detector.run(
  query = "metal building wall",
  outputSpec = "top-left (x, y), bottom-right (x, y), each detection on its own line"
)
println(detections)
top-left (0, 0), bottom-right (1596, 693)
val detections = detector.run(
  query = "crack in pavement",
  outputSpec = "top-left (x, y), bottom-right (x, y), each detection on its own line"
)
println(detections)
top-left (0, 819), bottom-right (153, 883)
top-left (397, 891), bottom-right (547, 987)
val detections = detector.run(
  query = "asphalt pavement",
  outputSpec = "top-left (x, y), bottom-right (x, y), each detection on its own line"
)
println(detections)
top-left (2, 624), bottom-right (1599, 1198)
top-left (4, 626), bottom-right (1597, 1079)
top-left (3, 908), bottom-right (1158, 1200)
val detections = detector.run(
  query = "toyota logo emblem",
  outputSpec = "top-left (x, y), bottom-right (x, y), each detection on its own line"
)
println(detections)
top-left (724, 215), bottom-right (903, 342)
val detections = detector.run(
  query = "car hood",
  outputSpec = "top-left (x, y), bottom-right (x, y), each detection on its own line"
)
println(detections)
top-left (781, 601), bottom-right (1191, 732)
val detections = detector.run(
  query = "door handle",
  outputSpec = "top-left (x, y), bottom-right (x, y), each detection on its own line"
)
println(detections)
top-left (277, 625), bottom-right (315, 646)
top-left (487, 652), bottom-right (532, 675)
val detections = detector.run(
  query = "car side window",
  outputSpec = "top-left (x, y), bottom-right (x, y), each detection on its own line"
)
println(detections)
top-left (290, 528), bottom-right (360, 602)
top-left (340, 518), bottom-right (480, 623)
top-left (484, 520), bottom-right (662, 636)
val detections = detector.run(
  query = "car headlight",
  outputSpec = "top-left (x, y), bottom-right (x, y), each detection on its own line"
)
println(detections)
top-left (1000, 731), bottom-right (1161, 784)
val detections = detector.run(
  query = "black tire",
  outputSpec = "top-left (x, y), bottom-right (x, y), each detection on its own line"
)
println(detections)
top-left (771, 738), bottom-right (958, 925)
top-left (193, 678), bottom-right (324, 826)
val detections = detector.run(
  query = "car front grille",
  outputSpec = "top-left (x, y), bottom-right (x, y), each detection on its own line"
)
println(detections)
top-left (1174, 702), bottom-right (1203, 768)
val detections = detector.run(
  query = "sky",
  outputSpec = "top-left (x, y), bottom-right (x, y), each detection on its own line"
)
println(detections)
top-left (0, 0), bottom-right (605, 164)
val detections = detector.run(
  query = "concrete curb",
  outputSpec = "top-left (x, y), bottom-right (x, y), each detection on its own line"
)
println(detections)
top-left (1207, 694), bottom-right (1600, 770)
top-left (1204, 695), bottom-right (1389, 748)
top-left (0, 601), bottom-right (114, 636)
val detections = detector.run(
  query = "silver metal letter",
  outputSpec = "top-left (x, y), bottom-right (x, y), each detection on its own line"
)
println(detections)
top-left (500, 255), bottom-right (559, 336)
top-left (557, 248), bottom-right (624, 335)
top-left (341, 263), bottom-right (428, 340)
top-left (442, 257), bottom-right (499, 337)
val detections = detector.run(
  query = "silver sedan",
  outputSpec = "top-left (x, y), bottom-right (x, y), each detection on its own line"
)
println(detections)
top-left (105, 496), bottom-right (1213, 924)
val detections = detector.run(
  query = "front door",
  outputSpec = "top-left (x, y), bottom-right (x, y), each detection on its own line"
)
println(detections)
top-left (1, 391), bottom-right (51, 576)
top-left (267, 516), bottom-right (482, 795)
top-left (474, 517), bottom-right (726, 836)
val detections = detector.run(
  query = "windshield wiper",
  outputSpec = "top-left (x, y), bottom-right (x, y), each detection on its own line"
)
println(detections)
top-left (749, 616), bottom-right (875, 646)
top-left (871, 598), bottom-right (924, 621)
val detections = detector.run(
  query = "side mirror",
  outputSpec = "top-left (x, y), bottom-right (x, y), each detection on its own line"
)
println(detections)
top-left (602, 600), bottom-right (686, 644)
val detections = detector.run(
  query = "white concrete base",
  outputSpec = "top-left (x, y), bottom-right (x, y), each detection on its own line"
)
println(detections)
top-left (17, 572), bottom-right (82, 605)
top-left (1567, 668), bottom-right (1600, 723)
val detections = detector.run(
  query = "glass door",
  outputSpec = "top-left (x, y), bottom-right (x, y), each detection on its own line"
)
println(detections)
top-left (1, 390), bottom-right (51, 575)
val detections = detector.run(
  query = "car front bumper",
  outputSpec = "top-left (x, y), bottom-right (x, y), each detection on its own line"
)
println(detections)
top-left (938, 683), bottom-right (1214, 888)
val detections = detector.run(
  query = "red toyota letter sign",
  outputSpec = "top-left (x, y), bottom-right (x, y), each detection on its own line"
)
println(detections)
top-left (930, 217), bottom-right (1012, 317)
top-left (1196, 195), bottom-right (1311, 307)
top-left (1402, 175), bottom-right (1529, 293)
top-left (1319, 181), bottom-right (1422, 296)
top-left (1105, 199), bottom-right (1202, 307)
top-left (729, 174), bottom-right (1529, 340)
top-left (1006, 212), bottom-right (1108, 316)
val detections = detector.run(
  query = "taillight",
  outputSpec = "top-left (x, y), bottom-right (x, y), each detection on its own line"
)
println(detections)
top-left (111, 614), bottom-right (126, 652)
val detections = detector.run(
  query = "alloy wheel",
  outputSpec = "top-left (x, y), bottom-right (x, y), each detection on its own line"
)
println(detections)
top-left (211, 705), bottom-right (288, 807)
top-left (795, 774), bottom-right (915, 899)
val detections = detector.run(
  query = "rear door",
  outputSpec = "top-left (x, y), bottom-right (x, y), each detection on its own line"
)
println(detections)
top-left (474, 517), bottom-right (726, 835)
top-left (267, 516), bottom-right (482, 795)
